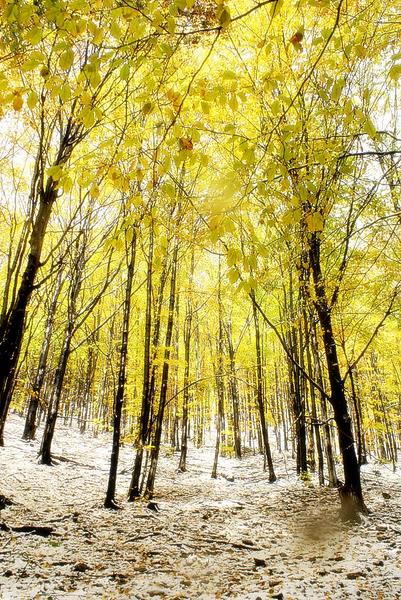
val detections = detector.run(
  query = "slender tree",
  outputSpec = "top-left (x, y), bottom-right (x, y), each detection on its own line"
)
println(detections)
top-left (22, 268), bottom-right (64, 441)
top-left (104, 225), bottom-right (137, 508)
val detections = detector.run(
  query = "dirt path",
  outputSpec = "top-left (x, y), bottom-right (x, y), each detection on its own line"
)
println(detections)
top-left (1, 415), bottom-right (400, 599)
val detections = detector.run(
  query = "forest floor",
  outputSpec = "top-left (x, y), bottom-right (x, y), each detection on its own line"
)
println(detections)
top-left (0, 415), bottom-right (400, 600)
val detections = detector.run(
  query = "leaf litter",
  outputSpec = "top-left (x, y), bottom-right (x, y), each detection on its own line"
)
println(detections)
top-left (0, 414), bottom-right (400, 599)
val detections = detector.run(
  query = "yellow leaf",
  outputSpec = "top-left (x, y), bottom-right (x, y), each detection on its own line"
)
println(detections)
top-left (59, 84), bottom-right (71, 102)
top-left (228, 268), bottom-right (240, 284)
top-left (47, 165), bottom-right (63, 181)
top-left (354, 45), bottom-right (367, 58)
top-left (305, 212), bottom-right (324, 232)
top-left (120, 64), bottom-right (130, 81)
top-left (248, 276), bottom-right (257, 290)
top-left (81, 107), bottom-right (94, 128)
top-left (110, 21), bottom-right (122, 40)
top-left (61, 175), bottom-right (73, 193)
top-left (59, 48), bottom-right (74, 71)
top-left (12, 94), bottom-right (23, 111)
top-left (240, 280), bottom-right (251, 293)
top-left (91, 26), bottom-right (104, 45)
top-left (142, 101), bottom-right (153, 115)
top-left (27, 91), bottom-right (38, 109)
top-left (166, 16), bottom-right (176, 34)
top-left (389, 64), bottom-right (401, 81)
top-left (228, 94), bottom-right (238, 111)
top-left (128, 195), bottom-right (142, 208)
top-left (26, 27), bottom-right (42, 45)
top-left (0, 73), bottom-right (7, 92)
top-left (219, 6), bottom-right (231, 29)
top-left (90, 185), bottom-right (100, 198)
top-left (363, 117), bottom-right (377, 139)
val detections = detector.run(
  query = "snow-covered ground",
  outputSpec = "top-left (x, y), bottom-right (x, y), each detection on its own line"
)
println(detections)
top-left (0, 414), bottom-right (400, 599)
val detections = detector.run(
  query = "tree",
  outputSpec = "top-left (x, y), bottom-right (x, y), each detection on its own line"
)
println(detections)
top-left (22, 266), bottom-right (64, 441)
top-left (105, 217), bottom-right (138, 508)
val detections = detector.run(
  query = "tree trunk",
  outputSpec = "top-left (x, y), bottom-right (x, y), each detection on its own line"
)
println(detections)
top-left (225, 319), bottom-right (242, 459)
top-left (132, 248), bottom-right (170, 498)
top-left (0, 200), bottom-right (54, 445)
top-left (128, 227), bottom-right (154, 500)
top-left (211, 336), bottom-right (225, 479)
top-left (80, 316), bottom-right (100, 434)
top-left (144, 241), bottom-right (179, 499)
top-left (22, 270), bottom-right (64, 441)
top-left (349, 367), bottom-right (367, 466)
top-left (39, 328), bottom-right (73, 465)
top-left (211, 262), bottom-right (225, 479)
top-left (304, 311), bottom-right (324, 485)
top-left (310, 318), bottom-right (338, 487)
top-left (309, 233), bottom-right (366, 518)
top-left (251, 290), bottom-right (276, 481)
top-left (178, 249), bottom-right (195, 472)
top-left (39, 229), bottom-right (87, 465)
top-left (104, 228), bottom-right (137, 508)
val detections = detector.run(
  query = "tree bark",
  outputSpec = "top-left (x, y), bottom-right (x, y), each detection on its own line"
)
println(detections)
top-left (349, 367), bottom-right (367, 466)
top-left (144, 241), bottom-right (179, 499)
top-left (211, 261), bottom-right (225, 479)
top-left (22, 270), bottom-right (64, 441)
top-left (39, 232), bottom-right (87, 465)
top-left (104, 228), bottom-right (137, 508)
top-left (128, 227), bottom-right (154, 500)
top-left (310, 318), bottom-right (338, 487)
top-left (304, 311), bottom-right (324, 485)
top-left (178, 248), bottom-right (195, 472)
top-left (251, 290), bottom-right (276, 481)
top-left (225, 319), bottom-right (242, 459)
top-left (309, 233), bottom-right (367, 517)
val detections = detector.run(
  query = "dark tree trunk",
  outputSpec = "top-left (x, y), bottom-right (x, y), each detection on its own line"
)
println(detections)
top-left (178, 249), bottom-right (195, 472)
top-left (144, 241), bottom-right (179, 499)
top-left (104, 228), bottom-right (137, 508)
top-left (39, 227), bottom-right (89, 465)
top-left (276, 362), bottom-right (289, 452)
top-left (170, 298), bottom-right (180, 451)
top-left (0, 200), bottom-right (54, 445)
top-left (211, 338), bottom-right (225, 479)
top-left (211, 262), bottom-right (225, 479)
top-left (80, 320), bottom-right (99, 434)
top-left (130, 244), bottom-right (170, 499)
top-left (251, 290), bottom-right (276, 481)
top-left (310, 318), bottom-right (338, 487)
top-left (309, 233), bottom-right (366, 518)
top-left (289, 331), bottom-right (307, 473)
top-left (349, 367), bottom-right (367, 466)
top-left (225, 320), bottom-right (242, 459)
top-left (193, 317), bottom-right (204, 449)
top-left (128, 227), bottom-right (155, 500)
top-left (280, 269), bottom-right (307, 475)
top-left (304, 311), bottom-right (324, 485)
top-left (39, 328), bottom-right (73, 465)
top-left (22, 270), bottom-right (64, 441)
